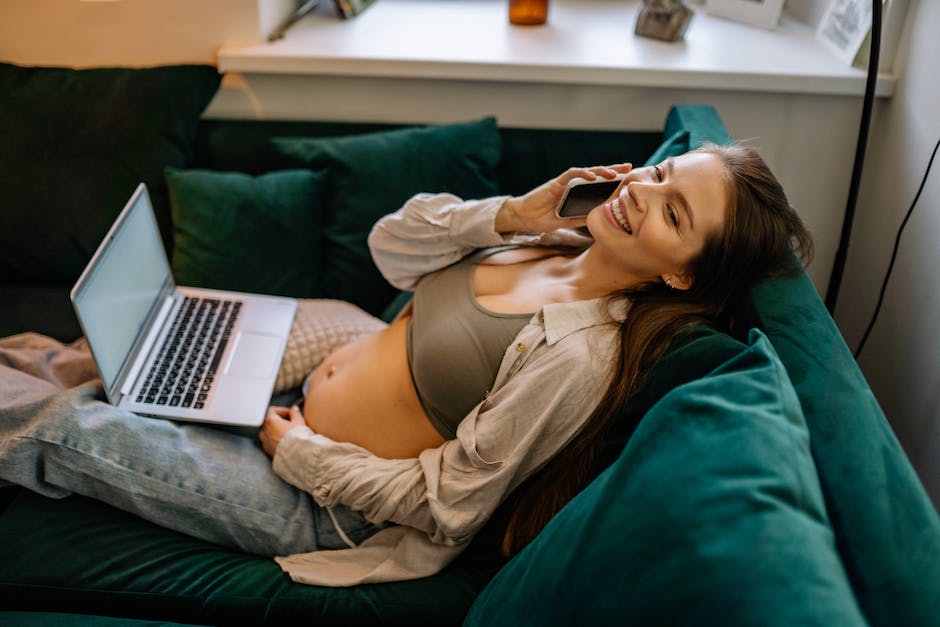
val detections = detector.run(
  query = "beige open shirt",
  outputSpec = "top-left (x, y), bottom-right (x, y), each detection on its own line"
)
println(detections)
top-left (272, 193), bottom-right (626, 585)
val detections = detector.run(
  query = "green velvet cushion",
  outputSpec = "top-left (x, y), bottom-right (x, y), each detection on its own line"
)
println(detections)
top-left (643, 129), bottom-right (690, 166)
top-left (166, 167), bottom-right (327, 297)
top-left (466, 329), bottom-right (866, 626)
top-left (0, 489), bottom-right (499, 626)
top-left (643, 103), bottom-right (734, 166)
top-left (0, 63), bottom-right (220, 284)
top-left (272, 118), bottom-right (502, 316)
top-left (740, 272), bottom-right (940, 627)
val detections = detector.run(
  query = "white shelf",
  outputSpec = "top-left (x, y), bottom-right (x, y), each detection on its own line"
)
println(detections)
top-left (218, 0), bottom-right (894, 97)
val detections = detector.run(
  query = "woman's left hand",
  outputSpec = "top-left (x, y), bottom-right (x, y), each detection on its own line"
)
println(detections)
top-left (259, 405), bottom-right (307, 458)
top-left (495, 163), bottom-right (632, 234)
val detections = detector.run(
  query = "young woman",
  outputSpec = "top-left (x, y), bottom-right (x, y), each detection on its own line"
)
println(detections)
top-left (0, 144), bottom-right (811, 586)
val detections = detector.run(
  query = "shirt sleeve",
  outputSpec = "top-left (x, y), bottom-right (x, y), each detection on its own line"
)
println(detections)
top-left (271, 324), bottom-right (610, 547)
top-left (367, 192), bottom-right (593, 291)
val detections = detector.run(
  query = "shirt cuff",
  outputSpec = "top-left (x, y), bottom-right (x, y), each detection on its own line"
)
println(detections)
top-left (272, 426), bottom-right (332, 504)
top-left (447, 196), bottom-right (514, 248)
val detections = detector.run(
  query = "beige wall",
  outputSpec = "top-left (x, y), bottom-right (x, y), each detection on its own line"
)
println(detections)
top-left (0, 0), bottom-right (292, 68)
top-left (836, 0), bottom-right (940, 509)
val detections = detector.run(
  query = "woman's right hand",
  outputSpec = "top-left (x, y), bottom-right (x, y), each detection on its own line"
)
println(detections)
top-left (494, 163), bottom-right (632, 234)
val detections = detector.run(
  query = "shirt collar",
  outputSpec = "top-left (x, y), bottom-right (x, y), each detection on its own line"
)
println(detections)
top-left (541, 296), bottom-right (628, 345)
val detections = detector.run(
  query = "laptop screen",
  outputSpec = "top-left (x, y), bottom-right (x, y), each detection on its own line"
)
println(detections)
top-left (73, 186), bottom-right (171, 390)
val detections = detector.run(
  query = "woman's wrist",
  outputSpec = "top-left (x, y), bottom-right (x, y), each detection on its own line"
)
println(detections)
top-left (494, 197), bottom-right (523, 233)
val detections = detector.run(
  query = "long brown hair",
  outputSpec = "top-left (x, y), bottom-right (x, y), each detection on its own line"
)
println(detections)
top-left (499, 143), bottom-right (814, 556)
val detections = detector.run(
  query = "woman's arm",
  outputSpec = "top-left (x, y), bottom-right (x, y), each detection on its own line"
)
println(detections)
top-left (367, 163), bottom-right (630, 292)
top-left (270, 322), bottom-right (613, 546)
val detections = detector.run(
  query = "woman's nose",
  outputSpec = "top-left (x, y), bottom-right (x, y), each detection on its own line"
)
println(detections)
top-left (625, 181), bottom-right (645, 213)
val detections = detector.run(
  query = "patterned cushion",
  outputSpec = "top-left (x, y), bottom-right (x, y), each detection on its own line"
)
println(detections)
top-left (274, 300), bottom-right (387, 393)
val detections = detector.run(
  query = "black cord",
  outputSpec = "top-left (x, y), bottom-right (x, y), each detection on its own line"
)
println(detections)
top-left (854, 136), bottom-right (940, 358)
top-left (825, 0), bottom-right (883, 313)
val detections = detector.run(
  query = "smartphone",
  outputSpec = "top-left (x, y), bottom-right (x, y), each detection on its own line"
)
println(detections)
top-left (555, 173), bottom-right (628, 219)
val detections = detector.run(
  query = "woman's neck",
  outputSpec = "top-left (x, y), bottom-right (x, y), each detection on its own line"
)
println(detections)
top-left (552, 246), bottom-right (645, 301)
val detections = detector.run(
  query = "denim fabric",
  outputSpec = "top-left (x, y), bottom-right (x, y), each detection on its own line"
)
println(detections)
top-left (0, 368), bottom-right (382, 556)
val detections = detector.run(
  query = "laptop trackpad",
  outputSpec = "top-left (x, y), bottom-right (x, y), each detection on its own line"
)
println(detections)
top-left (225, 332), bottom-right (281, 378)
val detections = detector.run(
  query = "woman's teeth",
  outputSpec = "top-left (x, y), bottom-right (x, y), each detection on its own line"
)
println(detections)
top-left (611, 200), bottom-right (633, 234)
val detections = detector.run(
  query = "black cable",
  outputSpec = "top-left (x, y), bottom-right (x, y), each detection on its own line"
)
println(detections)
top-left (854, 135), bottom-right (940, 359)
top-left (825, 0), bottom-right (883, 313)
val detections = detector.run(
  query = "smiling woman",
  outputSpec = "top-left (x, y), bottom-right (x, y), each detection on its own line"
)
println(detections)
top-left (498, 142), bottom-right (813, 555)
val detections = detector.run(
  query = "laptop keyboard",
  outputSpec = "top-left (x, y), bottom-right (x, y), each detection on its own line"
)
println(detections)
top-left (136, 297), bottom-right (242, 410)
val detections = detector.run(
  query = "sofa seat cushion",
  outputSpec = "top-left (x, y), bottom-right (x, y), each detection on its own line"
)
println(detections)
top-left (466, 329), bottom-right (867, 626)
top-left (272, 118), bottom-right (502, 316)
top-left (0, 489), bottom-right (501, 626)
top-left (0, 63), bottom-right (220, 285)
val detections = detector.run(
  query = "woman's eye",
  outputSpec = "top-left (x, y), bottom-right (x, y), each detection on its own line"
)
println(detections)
top-left (654, 165), bottom-right (664, 182)
top-left (668, 207), bottom-right (679, 228)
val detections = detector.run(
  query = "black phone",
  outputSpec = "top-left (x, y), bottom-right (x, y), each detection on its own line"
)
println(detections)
top-left (555, 175), bottom-right (627, 219)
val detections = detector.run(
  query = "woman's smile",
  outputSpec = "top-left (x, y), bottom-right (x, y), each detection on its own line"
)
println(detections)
top-left (603, 196), bottom-right (633, 234)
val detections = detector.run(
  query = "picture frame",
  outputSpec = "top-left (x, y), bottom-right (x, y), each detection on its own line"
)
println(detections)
top-left (816, 0), bottom-right (878, 65)
top-left (704, 0), bottom-right (786, 30)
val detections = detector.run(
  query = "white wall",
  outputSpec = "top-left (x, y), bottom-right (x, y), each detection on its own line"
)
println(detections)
top-left (835, 0), bottom-right (940, 509)
top-left (0, 0), bottom-right (292, 67)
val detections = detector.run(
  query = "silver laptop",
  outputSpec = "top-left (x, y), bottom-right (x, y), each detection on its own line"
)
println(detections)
top-left (70, 183), bottom-right (297, 427)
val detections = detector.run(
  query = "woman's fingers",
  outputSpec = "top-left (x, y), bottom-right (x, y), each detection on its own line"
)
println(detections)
top-left (560, 163), bottom-right (632, 185)
top-left (289, 404), bottom-right (306, 425)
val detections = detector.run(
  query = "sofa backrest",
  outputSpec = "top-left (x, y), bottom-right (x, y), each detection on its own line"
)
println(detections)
top-left (739, 270), bottom-right (940, 627)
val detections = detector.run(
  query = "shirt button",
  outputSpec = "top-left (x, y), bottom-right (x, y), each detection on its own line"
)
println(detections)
top-left (516, 342), bottom-right (526, 352)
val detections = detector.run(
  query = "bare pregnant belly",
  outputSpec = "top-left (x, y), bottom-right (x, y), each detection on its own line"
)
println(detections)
top-left (302, 315), bottom-right (446, 459)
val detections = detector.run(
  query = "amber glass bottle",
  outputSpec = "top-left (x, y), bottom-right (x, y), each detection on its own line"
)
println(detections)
top-left (509, 0), bottom-right (548, 25)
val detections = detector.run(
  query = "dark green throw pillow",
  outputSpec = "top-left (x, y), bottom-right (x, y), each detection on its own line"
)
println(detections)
top-left (0, 63), bottom-right (221, 284)
top-left (272, 118), bottom-right (501, 316)
top-left (466, 329), bottom-right (866, 627)
top-left (166, 168), bottom-right (327, 297)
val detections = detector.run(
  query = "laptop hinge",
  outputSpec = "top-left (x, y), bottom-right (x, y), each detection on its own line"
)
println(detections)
top-left (119, 295), bottom-right (176, 398)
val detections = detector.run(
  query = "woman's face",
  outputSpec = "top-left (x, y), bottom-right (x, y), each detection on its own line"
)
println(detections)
top-left (585, 151), bottom-right (729, 290)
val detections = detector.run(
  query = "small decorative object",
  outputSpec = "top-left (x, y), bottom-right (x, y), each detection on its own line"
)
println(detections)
top-left (704, 0), bottom-right (785, 30)
top-left (268, 0), bottom-right (321, 42)
top-left (333, 0), bottom-right (376, 19)
top-left (509, 0), bottom-right (549, 26)
top-left (634, 0), bottom-right (694, 42)
top-left (817, 0), bottom-right (876, 65)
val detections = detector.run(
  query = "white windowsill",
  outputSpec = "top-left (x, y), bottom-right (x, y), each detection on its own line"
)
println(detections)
top-left (218, 0), bottom-right (894, 97)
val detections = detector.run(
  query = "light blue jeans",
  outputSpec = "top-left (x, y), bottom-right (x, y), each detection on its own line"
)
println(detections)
top-left (0, 363), bottom-right (383, 557)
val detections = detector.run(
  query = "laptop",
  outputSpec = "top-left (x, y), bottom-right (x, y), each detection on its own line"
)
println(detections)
top-left (70, 183), bottom-right (297, 427)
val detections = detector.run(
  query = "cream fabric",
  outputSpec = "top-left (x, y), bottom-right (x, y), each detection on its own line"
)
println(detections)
top-left (274, 299), bottom-right (387, 394)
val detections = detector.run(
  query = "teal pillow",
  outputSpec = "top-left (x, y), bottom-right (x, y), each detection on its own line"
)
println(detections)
top-left (0, 63), bottom-right (221, 284)
top-left (272, 118), bottom-right (501, 316)
top-left (166, 167), bottom-right (327, 297)
top-left (643, 103), bottom-right (734, 166)
top-left (466, 329), bottom-right (867, 626)
top-left (643, 129), bottom-right (690, 166)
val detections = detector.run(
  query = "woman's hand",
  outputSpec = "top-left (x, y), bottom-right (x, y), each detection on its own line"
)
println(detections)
top-left (495, 163), bottom-right (632, 234)
top-left (259, 405), bottom-right (307, 458)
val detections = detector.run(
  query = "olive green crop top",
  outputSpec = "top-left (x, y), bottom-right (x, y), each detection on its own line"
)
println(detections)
top-left (406, 247), bottom-right (534, 440)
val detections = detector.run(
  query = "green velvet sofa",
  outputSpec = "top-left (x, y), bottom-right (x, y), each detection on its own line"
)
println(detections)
top-left (1, 63), bottom-right (939, 627)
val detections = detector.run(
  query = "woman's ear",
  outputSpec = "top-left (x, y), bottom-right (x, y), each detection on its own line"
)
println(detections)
top-left (663, 273), bottom-right (692, 291)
